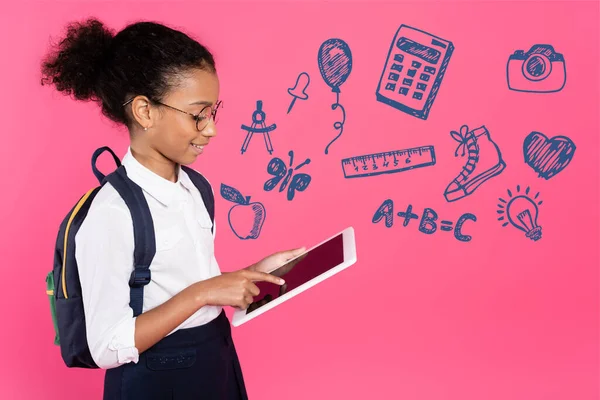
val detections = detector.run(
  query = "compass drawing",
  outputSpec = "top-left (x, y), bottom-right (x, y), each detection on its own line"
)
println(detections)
top-left (241, 100), bottom-right (277, 155)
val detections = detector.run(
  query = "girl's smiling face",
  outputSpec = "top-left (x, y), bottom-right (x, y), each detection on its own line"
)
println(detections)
top-left (129, 67), bottom-right (221, 177)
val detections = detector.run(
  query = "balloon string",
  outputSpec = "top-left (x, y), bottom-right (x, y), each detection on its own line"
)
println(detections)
top-left (325, 91), bottom-right (345, 155)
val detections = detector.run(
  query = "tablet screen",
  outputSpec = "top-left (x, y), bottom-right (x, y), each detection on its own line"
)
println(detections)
top-left (246, 233), bottom-right (344, 314)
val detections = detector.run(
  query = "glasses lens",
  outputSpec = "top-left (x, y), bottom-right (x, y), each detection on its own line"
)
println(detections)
top-left (195, 107), bottom-right (209, 131)
top-left (196, 103), bottom-right (222, 131)
top-left (196, 117), bottom-right (207, 132)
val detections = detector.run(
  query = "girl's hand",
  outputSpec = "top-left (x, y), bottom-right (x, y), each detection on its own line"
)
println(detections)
top-left (248, 247), bottom-right (307, 277)
top-left (199, 269), bottom-right (285, 310)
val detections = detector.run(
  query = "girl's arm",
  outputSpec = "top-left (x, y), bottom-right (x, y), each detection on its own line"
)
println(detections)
top-left (76, 203), bottom-right (143, 369)
top-left (134, 268), bottom-right (284, 354)
top-left (77, 203), bottom-right (283, 368)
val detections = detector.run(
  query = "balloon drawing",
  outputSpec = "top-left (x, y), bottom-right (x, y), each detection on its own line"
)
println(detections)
top-left (317, 38), bottom-right (353, 155)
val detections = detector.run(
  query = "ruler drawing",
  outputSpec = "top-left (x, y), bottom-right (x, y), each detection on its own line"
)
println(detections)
top-left (341, 145), bottom-right (436, 178)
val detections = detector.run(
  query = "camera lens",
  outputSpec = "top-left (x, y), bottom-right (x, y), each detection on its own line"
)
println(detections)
top-left (523, 55), bottom-right (551, 81)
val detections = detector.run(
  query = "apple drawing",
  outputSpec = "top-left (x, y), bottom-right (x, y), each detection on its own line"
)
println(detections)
top-left (220, 183), bottom-right (266, 240)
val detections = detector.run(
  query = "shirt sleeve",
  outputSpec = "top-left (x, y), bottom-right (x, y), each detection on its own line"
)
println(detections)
top-left (75, 200), bottom-right (139, 370)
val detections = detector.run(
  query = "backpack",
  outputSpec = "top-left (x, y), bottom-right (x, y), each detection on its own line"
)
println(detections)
top-left (45, 146), bottom-right (215, 368)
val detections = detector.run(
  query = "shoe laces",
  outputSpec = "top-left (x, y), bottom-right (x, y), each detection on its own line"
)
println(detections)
top-left (450, 125), bottom-right (479, 180)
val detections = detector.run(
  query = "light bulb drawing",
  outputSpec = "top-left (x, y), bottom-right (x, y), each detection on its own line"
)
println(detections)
top-left (497, 185), bottom-right (543, 241)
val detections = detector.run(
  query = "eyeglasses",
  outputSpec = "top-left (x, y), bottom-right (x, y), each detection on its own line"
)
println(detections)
top-left (122, 97), bottom-right (222, 132)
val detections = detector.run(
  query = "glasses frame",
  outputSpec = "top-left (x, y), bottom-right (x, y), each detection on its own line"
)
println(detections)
top-left (122, 97), bottom-right (222, 132)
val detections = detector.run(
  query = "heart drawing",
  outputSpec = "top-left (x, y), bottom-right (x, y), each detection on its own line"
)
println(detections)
top-left (523, 132), bottom-right (576, 180)
top-left (220, 183), bottom-right (266, 240)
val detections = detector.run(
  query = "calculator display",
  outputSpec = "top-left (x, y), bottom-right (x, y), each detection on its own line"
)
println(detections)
top-left (396, 38), bottom-right (441, 64)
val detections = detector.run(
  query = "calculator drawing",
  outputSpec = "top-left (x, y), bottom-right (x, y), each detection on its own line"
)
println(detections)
top-left (376, 25), bottom-right (454, 120)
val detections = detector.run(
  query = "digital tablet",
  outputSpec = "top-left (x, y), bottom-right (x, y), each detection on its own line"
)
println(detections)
top-left (231, 227), bottom-right (357, 327)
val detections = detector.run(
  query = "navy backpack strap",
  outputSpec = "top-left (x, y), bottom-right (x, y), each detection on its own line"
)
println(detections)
top-left (105, 166), bottom-right (156, 317)
top-left (181, 166), bottom-right (215, 232)
top-left (91, 146), bottom-right (122, 185)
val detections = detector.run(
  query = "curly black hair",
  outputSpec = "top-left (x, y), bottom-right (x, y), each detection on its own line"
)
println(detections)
top-left (40, 18), bottom-right (216, 127)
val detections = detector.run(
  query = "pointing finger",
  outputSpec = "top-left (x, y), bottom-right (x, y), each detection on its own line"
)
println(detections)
top-left (245, 270), bottom-right (285, 285)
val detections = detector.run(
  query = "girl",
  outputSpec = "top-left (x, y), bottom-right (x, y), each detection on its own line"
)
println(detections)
top-left (41, 18), bottom-right (305, 399)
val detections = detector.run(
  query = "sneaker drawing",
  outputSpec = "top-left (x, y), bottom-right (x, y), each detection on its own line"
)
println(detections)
top-left (444, 125), bottom-right (506, 202)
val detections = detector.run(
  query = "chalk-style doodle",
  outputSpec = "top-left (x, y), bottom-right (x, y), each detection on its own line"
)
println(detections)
top-left (523, 131), bottom-right (575, 180)
top-left (221, 183), bottom-right (266, 240)
top-left (497, 185), bottom-right (543, 241)
top-left (341, 145), bottom-right (436, 178)
top-left (241, 100), bottom-right (277, 155)
top-left (317, 38), bottom-right (353, 154)
top-left (264, 150), bottom-right (312, 201)
top-left (375, 25), bottom-right (454, 120)
top-left (507, 45), bottom-right (566, 93)
top-left (372, 200), bottom-right (476, 242)
top-left (287, 72), bottom-right (310, 114)
top-left (444, 124), bottom-right (505, 202)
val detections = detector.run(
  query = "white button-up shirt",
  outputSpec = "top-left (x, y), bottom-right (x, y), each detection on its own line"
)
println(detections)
top-left (75, 147), bottom-right (223, 369)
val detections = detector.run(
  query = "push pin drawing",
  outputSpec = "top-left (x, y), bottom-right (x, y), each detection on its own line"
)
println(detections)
top-left (287, 72), bottom-right (310, 114)
top-left (241, 100), bottom-right (277, 155)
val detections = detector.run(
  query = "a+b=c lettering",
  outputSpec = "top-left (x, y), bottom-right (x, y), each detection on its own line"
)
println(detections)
top-left (372, 200), bottom-right (477, 242)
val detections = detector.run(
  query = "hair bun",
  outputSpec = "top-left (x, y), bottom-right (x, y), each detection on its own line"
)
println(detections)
top-left (41, 18), bottom-right (114, 101)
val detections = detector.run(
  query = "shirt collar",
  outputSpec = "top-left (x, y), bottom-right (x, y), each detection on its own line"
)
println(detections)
top-left (178, 167), bottom-right (197, 192)
top-left (121, 147), bottom-right (195, 207)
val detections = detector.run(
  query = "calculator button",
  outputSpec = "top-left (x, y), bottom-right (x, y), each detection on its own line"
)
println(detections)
top-left (412, 92), bottom-right (423, 100)
top-left (420, 73), bottom-right (430, 82)
top-left (391, 63), bottom-right (403, 72)
top-left (416, 82), bottom-right (427, 91)
top-left (388, 72), bottom-right (399, 81)
top-left (385, 83), bottom-right (396, 91)
top-left (407, 69), bottom-right (417, 77)
top-left (399, 87), bottom-right (409, 95)
top-left (402, 78), bottom-right (413, 86)
top-left (424, 66), bottom-right (436, 74)
top-left (411, 60), bottom-right (422, 68)
top-left (393, 54), bottom-right (404, 63)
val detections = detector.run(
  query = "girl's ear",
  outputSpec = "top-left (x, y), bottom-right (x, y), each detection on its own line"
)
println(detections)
top-left (130, 95), bottom-right (154, 129)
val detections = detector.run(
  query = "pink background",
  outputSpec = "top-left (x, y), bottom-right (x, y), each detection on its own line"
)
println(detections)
top-left (1, 1), bottom-right (598, 399)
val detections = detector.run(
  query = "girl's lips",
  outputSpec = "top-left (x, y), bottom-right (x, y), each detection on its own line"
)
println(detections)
top-left (190, 143), bottom-right (204, 154)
